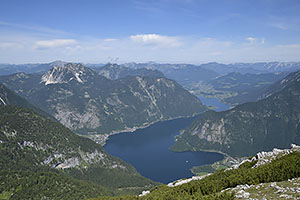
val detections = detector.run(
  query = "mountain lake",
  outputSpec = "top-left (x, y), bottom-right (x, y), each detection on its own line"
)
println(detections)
top-left (197, 95), bottom-right (231, 111)
top-left (104, 116), bottom-right (224, 184)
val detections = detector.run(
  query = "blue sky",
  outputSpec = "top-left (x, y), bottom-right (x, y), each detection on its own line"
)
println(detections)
top-left (0, 0), bottom-right (300, 64)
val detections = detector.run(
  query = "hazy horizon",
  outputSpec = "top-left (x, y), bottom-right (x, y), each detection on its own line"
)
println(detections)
top-left (2, 60), bottom-right (300, 66)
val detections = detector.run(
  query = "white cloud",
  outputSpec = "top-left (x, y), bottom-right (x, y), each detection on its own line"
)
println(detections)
top-left (103, 38), bottom-right (118, 42)
top-left (246, 37), bottom-right (265, 45)
top-left (246, 37), bottom-right (257, 43)
top-left (130, 34), bottom-right (181, 47)
top-left (34, 39), bottom-right (77, 49)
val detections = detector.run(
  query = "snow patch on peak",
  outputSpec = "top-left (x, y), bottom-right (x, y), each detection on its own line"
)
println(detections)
top-left (0, 96), bottom-right (7, 105)
top-left (74, 72), bottom-right (83, 83)
top-left (41, 71), bottom-right (57, 85)
top-left (41, 63), bottom-right (89, 85)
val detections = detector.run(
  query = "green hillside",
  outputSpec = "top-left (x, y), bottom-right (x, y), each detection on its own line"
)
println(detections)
top-left (0, 105), bottom-right (156, 199)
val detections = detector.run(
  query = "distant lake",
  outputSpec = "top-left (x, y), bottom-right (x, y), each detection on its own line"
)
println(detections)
top-left (104, 117), bottom-right (223, 184)
top-left (197, 95), bottom-right (231, 111)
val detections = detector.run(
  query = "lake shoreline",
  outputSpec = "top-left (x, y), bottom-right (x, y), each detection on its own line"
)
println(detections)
top-left (86, 95), bottom-right (232, 146)
top-left (172, 148), bottom-right (241, 176)
top-left (87, 112), bottom-right (202, 146)
top-left (103, 116), bottom-right (224, 184)
top-left (197, 95), bottom-right (232, 112)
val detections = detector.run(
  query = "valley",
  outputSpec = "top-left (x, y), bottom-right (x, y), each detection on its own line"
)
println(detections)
top-left (1, 61), bottom-right (300, 200)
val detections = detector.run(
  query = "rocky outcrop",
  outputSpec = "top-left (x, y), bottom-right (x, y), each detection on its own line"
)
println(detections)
top-left (41, 149), bottom-right (113, 170)
top-left (229, 144), bottom-right (300, 170)
top-left (225, 178), bottom-right (300, 200)
top-left (166, 173), bottom-right (211, 188)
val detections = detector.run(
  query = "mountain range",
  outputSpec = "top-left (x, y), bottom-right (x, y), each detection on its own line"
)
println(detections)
top-left (0, 63), bottom-right (206, 138)
top-left (123, 61), bottom-right (300, 78)
top-left (121, 62), bottom-right (300, 106)
top-left (202, 62), bottom-right (300, 74)
top-left (171, 70), bottom-right (300, 157)
top-left (2, 61), bottom-right (300, 83)
top-left (123, 62), bottom-right (220, 84)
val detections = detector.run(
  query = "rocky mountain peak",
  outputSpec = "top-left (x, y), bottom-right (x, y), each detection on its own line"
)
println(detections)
top-left (41, 62), bottom-right (96, 85)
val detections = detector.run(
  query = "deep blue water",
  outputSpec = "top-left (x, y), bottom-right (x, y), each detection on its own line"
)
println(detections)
top-left (104, 117), bottom-right (223, 184)
top-left (197, 95), bottom-right (231, 112)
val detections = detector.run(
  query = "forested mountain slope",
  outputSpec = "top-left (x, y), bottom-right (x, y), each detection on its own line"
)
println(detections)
top-left (0, 103), bottom-right (156, 199)
top-left (171, 70), bottom-right (300, 157)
